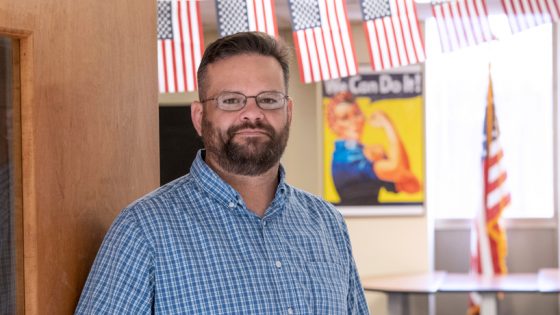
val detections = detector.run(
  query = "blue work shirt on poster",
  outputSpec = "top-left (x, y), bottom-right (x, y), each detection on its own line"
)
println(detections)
top-left (332, 140), bottom-right (397, 205)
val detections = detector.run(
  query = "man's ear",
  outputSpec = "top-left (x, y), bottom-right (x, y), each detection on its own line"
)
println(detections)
top-left (287, 98), bottom-right (293, 125)
top-left (191, 101), bottom-right (203, 136)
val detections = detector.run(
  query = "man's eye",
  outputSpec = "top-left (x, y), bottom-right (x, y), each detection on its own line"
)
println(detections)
top-left (258, 97), bottom-right (278, 104)
top-left (221, 97), bottom-right (242, 105)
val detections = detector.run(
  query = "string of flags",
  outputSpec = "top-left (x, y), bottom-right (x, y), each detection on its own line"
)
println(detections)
top-left (157, 0), bottom-right (560, 93)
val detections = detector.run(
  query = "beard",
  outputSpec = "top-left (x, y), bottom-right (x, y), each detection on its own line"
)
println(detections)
top-left (201, 114), bottom-right (290, 176)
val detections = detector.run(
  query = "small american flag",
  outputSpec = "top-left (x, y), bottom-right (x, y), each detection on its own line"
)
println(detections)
top-left (216, 0), bottom-right (278, 38)
top-left (360, 0), bottom-right (425, 71)
top-left (157, 0), bottom-right (204, 93)
top-left (431, 0), bottom-right (494, 53)
top-left (468, 71), bottom-right (510, 314)
top-left (288, 0), bottom-right (358, 84)
top-left (500, 0), bottom-right (560, 33)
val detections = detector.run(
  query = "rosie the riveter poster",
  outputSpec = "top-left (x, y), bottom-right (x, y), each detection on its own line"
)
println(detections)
top-left (323, 66), bottom-right (424, 215)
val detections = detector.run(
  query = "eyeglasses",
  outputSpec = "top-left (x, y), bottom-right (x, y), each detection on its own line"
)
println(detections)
top-left (200, 91), bottom-right (289, 111)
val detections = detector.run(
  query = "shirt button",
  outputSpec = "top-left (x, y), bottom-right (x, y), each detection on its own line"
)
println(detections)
top-left (262, 220), bottom-right (267, 227)
top-left (228, 202), bottom-right (235, 208)
top-left (275, 260), bottom-right (282, 269)
top-left (287, 307), bottom-right (294, 314)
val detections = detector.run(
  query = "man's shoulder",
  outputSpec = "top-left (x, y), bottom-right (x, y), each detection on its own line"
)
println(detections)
top-left (122, 173), bottom-right (199, 218)
top-left (285, 184), bottom-right (343, 221)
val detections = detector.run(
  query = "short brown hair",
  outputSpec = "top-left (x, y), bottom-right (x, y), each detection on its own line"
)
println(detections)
top-left (197, 32), bottom-right (290, 100)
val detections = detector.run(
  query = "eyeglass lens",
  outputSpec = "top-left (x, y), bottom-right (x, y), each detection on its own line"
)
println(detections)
top-left (216, 92), bottom-right (286, 111)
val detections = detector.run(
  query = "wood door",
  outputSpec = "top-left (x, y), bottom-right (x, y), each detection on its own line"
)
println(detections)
top-left (0, 1), bottom-right (159, 314)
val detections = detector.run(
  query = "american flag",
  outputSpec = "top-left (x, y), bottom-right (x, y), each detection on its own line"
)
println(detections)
top-left (468, 72), bottom-right (510, 314)
top-left (157, 0), bottom-right (204, 93)
top-left (431, 0), bottom-right (494, 53)
top-left (216, 0), bottom-right (278, 38)
top-left (360, 0), bottom-right (425, 71)
top-left (288, 0), bottom-right (358, 84)
top-left (500, 0), bottom-right (560, 33)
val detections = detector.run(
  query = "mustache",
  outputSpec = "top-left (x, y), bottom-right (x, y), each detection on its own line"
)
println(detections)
top-left (227, 121), bottom-right (275, 138)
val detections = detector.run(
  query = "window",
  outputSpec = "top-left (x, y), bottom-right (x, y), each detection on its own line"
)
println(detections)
top-left (425, 17), bottom-right (554, 219)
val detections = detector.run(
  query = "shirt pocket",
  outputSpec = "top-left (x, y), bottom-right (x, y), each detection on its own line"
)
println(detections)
top-left (304, 261), bottom-right (349, 314)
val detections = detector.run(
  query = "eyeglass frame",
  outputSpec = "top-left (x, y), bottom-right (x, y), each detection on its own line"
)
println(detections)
top-left (199, 91), bottom-right (290, 111)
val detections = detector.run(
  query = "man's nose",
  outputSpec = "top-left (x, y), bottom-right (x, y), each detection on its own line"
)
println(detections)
top-left (240, 97), bottom-right (264, 120)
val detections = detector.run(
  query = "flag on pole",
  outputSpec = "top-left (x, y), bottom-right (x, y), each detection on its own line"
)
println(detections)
top-left (500, 0), bottom-right (560, 33)
top-left (288, 0), bottom-right (358, 84)
top-left (468, 70), bottom-right (511, 315)
top-left (431, 0), bottom-right (494, 53)
top-left (360, 0), bottom-right (425, 71)
top-left (216, 0), bottom-right (279, 38)
top-left (157, 0), bottom-right (204, 93)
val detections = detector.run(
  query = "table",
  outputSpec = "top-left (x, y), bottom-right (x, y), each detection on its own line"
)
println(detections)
top-left (361, 271), bottom-right (445, 315)
top-left (362, 270), bottom-right (558, 315)
top-left (439, 273), bottom-right (539, 315)
top-left (538, 268), bottom-right (560, 293)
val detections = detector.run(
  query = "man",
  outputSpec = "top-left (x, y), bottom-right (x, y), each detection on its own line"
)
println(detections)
top-left (76, 32), bottom-right (369, 314)
top-left (326, 92), bottom-right (420, 205)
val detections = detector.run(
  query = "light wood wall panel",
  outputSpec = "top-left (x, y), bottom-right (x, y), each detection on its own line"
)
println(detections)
top-left (0, 1), bottom-right (159, 314)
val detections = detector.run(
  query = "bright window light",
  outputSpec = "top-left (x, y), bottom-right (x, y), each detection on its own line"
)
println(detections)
top-left (425, 16), bottom-right (554, 219)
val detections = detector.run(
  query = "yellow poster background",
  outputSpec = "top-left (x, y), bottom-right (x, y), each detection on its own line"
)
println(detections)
top-left (323, 93), bottom-right (424, 205)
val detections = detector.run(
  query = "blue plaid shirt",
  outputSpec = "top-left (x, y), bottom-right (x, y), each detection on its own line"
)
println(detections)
top-left (76, 151), bottom-right (369, 314)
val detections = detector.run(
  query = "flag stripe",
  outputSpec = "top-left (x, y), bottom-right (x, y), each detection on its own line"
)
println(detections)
top-left (247, 0), bottom-right (257, 31)
top-left (433, 4), bottom-right (452, 52)
top-left (186, 1), bottom-right (196, 91)
top-left (177, 0), bottom-right (188, 91)
top-left (327, 0), bottom-right (349, 77)
top-left (305, 29), bottom-right (320, 82)
top-left (255, 0), bottom-right (267, 33)
top-left (312, 28), bottom-right (329, 81)
top-left (406, 0), bottom-right (426, 61)
top-left (292, 31), bottom-right (308, 83)
top-left (323, 0), bottom-right (341, 78)
top-left (342, 0), bottom-right (359, 75)
top-left (337, 0), bottom-right (358, 76)
top-left (394, 0), bottom-right (411, 65)
top-left (264, 0), bottom-right (278, 37)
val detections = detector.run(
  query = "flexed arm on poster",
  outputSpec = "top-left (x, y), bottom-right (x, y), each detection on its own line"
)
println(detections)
top-left (364, 110), bottom-right (421, 193)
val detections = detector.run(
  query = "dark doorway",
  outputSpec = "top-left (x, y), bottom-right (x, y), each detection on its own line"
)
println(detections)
top-left (159, 106), bottom-right (203, 185)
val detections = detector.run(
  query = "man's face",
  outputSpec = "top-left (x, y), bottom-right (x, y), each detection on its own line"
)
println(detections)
top-left (191, 53), bottom-right (292, 176)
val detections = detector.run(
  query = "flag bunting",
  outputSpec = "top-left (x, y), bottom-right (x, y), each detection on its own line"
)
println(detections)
top-left (157, 0), bottom-right (205, 93)
top-left (216, 0), bottom-right (279, 38)
top-left (288, 0), bottom-right (358, 84)
top-left (360, 0), bottom-right (425, 71)
top-left (431, 0), bottom-right (494, 53)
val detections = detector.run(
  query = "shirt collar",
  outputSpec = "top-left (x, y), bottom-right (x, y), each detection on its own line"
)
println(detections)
top-left (190, 150), bottom-right (289, 216)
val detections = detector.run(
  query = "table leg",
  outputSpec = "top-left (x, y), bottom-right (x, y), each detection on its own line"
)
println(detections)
top-left (479, 293), bottom-right (497, 315)
top-left (387, 293), bottom-right (409, 315)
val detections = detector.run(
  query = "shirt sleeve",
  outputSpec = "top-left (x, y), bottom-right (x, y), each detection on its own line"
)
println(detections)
top-left (75, 209), bottom-right (154, 315)
top-left (340, 220), bottom-right (370, 315)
